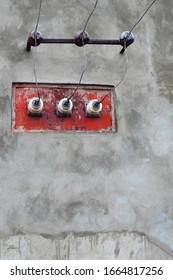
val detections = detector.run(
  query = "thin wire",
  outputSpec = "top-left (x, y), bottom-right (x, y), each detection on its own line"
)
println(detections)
top-left (33, 60), bottom-right (40, 99)
top-left (99, 40), bottom-right (128, 103)
top-left (33, 0), bottom-right (43, 100)
top-left (129, 0), bottom-right (158, 34)
top-left (67, 39), bottom-right (88, 101)
top-left (115, 41), bottom-right (128, 89)
top-left (83, 0), bottom-right (99, 32)
top-left (35, 0), bottom-right (43, 34)
top-left (100, 0), bottom-right (158, 103)
top-left (67, 0), bottom-right (99, 101)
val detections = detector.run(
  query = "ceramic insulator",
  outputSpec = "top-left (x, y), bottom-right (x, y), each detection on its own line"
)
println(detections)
top-left (57, 98), bottom-right (73, 115)
top-left (28, 97), bottom-right (43, 115)
top-left (86, 99), bottom-right (102, 116)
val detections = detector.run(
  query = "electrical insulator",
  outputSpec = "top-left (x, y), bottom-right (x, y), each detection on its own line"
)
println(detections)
top-left (56, 98), bottom-right (73, 117)
top-left (74, 30), bottom-right (90, 47)
top-left (28, 97), bottom-right (43, 116)
top-left (86, 99), bottom-right (102, 118)
top-left (120, 31), bottom-right (135, 45)
top-left (31, 30), bottom-right (43, 46)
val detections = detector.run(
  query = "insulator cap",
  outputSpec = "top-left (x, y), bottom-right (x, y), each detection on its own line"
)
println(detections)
top-left (28, 97), bottom-right (43, 116)
top-left (86, 99), bottom-right (102, 117)
top-left (120, 31), bottom-right (135, 46)
top-left (28, 30), bottom-right (43, 47)
top-left (74, 30), bottom-right (90, 47)
top-left (57, 98), bottom-right (73, 116)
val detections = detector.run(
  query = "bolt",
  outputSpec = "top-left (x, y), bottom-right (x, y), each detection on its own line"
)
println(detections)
top-left (93, 101), bottom-right (100, 108)
top-left (63, 100), bottom-right (70, 107)
top-left (33, 99), bottom-right (40, 106)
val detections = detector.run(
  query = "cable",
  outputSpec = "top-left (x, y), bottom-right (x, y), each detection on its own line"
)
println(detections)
top-left (98, 40), bottom-right (128, 104)
top-left (83, 0), bottom-right (99, 32)
top-left (99, 0), bottom-right (158, 104)
top-left (67, 38), bottom-right (87, 102)
top-left (115, 40), bottom-right (128, 89)
top-left (35, 0), bottom-right (43, 35)
top-left (129, 0), bottom-right (158, 34)
top-left (67, 0), bottom-right (99, 102)
top-left (33, 0), bottom-right (43, 101)
top-left (33, 60), bottom-right (40, 100)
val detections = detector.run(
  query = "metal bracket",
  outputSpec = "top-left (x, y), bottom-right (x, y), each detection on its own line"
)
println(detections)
top-left (26, 30), bottom-right (134, 54)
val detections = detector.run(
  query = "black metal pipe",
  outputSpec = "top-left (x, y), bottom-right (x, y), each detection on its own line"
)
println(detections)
top-left (26, 37), bottom-right (133, 54)
top-left (89, 39), bottom-right (121, 45)
top-left (41, 38), bottom-right (121, 45)
top-left (42, 38), bottom-right (74, 44)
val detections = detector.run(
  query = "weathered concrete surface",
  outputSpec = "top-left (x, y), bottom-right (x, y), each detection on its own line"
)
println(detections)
top-left (0, 232), bottom-right (172, 260)
top-left (0, 0), bottom-right (173, 259)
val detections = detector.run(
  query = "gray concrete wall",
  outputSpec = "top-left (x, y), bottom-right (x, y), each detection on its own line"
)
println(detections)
top-left (1, 232), bottom-right (173, 260)
top-left (0, 0), bottom-right (173, 259)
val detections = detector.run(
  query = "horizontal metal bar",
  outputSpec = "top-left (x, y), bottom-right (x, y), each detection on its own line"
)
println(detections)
top-left (42, 38), bottom-right (74, 44)
top-left (41, 38), bottom-right (121, 45)
top-left (89, 39), bottom-right (121, 45)
top-left (26, 34), bottom-right (131, 53)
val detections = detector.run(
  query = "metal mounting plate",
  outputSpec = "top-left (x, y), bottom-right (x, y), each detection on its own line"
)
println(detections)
top-left (12, 83), bottom-right (116, 132)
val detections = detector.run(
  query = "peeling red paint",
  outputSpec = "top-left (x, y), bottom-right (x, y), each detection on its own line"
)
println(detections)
top-left (12, 83), bottom-right (116, 132)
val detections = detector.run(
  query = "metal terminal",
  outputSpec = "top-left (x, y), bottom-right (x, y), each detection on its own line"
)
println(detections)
top-left (28, 97), bottom-right (43, 116)
top-left (26, 30), bottom-right (43, 52)
top-left (74, 30), bottom-right (90, 47)
top-left (56, 98), bottom-right (73, 117)
top-left (86, 99), bottom-right (102, 118)
top-left (119, 31), bottom-right (135, 54)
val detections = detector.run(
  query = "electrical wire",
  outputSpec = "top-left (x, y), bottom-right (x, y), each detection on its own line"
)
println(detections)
top-left (67, 0), bottom-right (99, 102)
top-left (33, 60), bottom-right (40, 100)
top-left (83, 0), bottom-right (99, 32)
top-left (99, 40), bottom-right (128, 104)
top-left (67, 38), bottom-right (87, 101)
top-left (33, 0), bottom-right (43, 100)
top-left (35, 0), bottom-right (43, 35)
top-left (99, 0), bottom-right (158, 104)
top-left (129, 0), bottom-right (158, 34)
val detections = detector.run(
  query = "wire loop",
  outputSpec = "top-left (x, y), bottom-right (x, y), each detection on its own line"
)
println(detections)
top-left (99, 0), bottom-right (158, 103)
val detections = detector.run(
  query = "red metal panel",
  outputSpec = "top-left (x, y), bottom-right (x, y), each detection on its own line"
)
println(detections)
top-left (12, 83), bottom-right (116, 132)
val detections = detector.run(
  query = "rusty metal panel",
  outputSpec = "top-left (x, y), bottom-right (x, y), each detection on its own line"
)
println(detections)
top-left (12, 83), bottom-right (116, 132)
